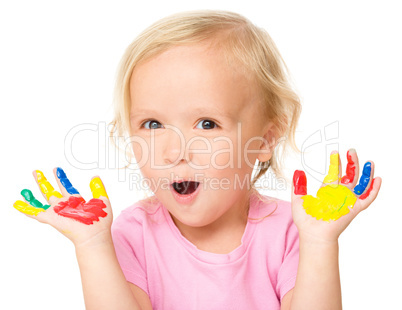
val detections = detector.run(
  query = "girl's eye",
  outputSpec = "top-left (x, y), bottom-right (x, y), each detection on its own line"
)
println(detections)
top-left (195, 119), bottom-right (218, 130)
top-left (142, 120), bottom-right (163, 129)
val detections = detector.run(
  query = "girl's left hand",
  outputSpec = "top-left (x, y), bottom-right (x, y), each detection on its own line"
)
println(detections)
top-left (13, 168), bottom-right (113, 247)
top-left (291, 149), bottom-right (382, 243)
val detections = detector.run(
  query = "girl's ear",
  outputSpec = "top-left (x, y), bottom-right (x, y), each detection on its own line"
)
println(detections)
top-left (257, 122), bottom-right (277, 163)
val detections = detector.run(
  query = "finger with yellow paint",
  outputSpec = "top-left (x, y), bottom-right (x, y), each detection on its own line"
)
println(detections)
top-left (34, 170), bottom-right (63, 201)
top-left (14, 200), bottom-right (44, 216)
top-left (323, 152), bottom-right (341, 184)
top-left (13, 189), bottom-right (49, 216)
top-left (90, 177), bottom-right (109, 199)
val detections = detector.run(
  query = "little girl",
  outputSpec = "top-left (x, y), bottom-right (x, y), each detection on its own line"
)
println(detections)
top-left (14, 10), bottom-right (381, 310)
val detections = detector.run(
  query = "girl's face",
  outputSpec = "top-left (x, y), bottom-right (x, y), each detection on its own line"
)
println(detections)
top-left (129, 43), bottom-right (273, 230)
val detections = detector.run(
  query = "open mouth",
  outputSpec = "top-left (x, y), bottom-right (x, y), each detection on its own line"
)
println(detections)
top-left (172, 181), bottom-right (200, 195)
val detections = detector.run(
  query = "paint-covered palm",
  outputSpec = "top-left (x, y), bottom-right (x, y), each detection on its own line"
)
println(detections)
top-left (13, 168), bottom-right (113, 247)
top-left (291, 149), bottom-right (382, 242)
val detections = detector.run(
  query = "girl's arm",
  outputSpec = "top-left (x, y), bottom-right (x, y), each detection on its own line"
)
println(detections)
top-left (287, 150), bottom-right (381, 309)
top-left (13, 168), bottom-right (147, 310)
top-left (75, 232), bottom-right (143, 310)
top-left (284, 236), bottom-right (341, 309)
top-left (128, 283), bottom-right (154, 309)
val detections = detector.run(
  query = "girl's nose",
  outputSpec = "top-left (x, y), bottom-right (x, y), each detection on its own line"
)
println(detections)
top-left (161, 126), bottom-right (192, 166)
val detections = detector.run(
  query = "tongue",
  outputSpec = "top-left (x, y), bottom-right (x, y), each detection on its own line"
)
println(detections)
top-left (174, 181), bottom-right (199, 195)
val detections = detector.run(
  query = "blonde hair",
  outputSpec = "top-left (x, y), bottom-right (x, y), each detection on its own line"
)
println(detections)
top-left (110, 9), bottom-right (301, 187)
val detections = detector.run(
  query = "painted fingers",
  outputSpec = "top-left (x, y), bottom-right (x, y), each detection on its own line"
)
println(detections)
top-left (340, 149), bottom-right (359, 185)
top-left (293, 149), bottom-right (380, 221)
top-left (13, 169), bottom-right (65, 217)
top-left (13, 189), bottom-right (50, 216)
top-left (14, 168), bottom-right (109, 225)
top-left (52, 175), bottom-right (109, 224)
top-left (56, 167), bottom-right (80, 195)
top-left (322, 152), bottom-right (341, 184)
top-left (354, 162), bottom-right (373, 196)
top-left (337, 150), bottom-right (376, 199)
top-left (35, 170), bottom-right (63, 203)
top-left (90, 177), bottom-right (109, 199)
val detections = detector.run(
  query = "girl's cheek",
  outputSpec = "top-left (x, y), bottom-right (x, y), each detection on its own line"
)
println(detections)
top-left (208, 140), bottom-right (234, 170)
top-left (131, 140), bottom-right (150, 168)
top-left (132, 136), bottom-right (166, 168)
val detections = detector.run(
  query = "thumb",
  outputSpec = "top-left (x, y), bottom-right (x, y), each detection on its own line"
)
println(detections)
top-left (90, 176), bottom-right (109, 200)
top-left (89, 176), bottom-right (112, 220)
top-left (292, 170), bottom-right (307, 204)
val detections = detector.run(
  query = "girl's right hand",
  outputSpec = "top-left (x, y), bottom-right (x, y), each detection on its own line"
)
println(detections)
top-left (13, 168), bottom-right (113, 248)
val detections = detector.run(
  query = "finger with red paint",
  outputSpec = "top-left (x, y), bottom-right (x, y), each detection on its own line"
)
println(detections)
top-left (338, 149), bottom-right (377, 201)
top-left (339, 149), bottom-right (379, 200)
top-left (340, 149), bottom-right (359, 186)
top-left (290, 170), bottom-right (308, 223)
top-left (293, 170), bottom-right (307, 196)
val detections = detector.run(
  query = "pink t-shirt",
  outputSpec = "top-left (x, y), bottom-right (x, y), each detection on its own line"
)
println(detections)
top-left (112, 192), bottom-right (299, 310)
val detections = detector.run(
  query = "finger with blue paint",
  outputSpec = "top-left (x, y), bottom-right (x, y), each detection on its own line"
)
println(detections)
top-left (55, 167), bottom-right (80, 195)
top-left (353, 161), bottom-right (373, 195)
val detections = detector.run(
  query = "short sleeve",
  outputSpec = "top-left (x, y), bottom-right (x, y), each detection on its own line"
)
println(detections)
top-left (111, 208), bottom-right (149, 295)
top-left (276, 219), bottom-right (299, 300)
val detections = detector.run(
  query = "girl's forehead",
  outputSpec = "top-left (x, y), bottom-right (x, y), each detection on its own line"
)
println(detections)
top-left (133, 51), bottom-right (208, 82)
top-left (129, 44), bottom-right (261, 113)
top-left (130, 43), bottom-right (250, 87)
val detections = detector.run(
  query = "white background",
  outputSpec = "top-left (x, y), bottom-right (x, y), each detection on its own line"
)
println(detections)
top-left (1, 0), bottom-right (400, 309)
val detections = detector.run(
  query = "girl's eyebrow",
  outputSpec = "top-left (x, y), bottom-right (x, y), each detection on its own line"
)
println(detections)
top-left (130, 107), bottom-right (234, 120)
top-left (192, 107), bottom-right (233, 119)
top-left (130, 109), bottom-right (156, 118)
top-left (130, 109), bottom-right (162, 120)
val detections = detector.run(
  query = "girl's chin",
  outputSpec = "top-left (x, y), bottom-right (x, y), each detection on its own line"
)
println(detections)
top-left (171, 213), bottom-right (214, 229)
